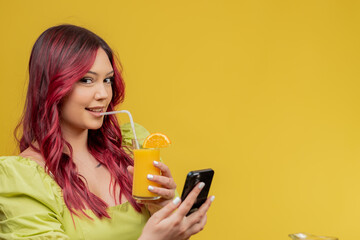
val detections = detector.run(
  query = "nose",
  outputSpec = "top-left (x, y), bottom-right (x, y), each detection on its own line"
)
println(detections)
top-left (94, 82), bottom-right (110, 100)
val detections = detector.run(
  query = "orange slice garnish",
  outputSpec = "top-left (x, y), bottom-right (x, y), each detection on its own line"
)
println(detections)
top-left (143, 133), bottom-right (171, 148)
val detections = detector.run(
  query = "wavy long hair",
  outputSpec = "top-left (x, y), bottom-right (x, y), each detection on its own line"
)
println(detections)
top-left (16, 24), bottom-right (141, 218)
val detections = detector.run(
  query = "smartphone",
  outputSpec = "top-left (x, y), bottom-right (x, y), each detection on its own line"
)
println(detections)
top-left (181, 168), bottom-right (214, 216)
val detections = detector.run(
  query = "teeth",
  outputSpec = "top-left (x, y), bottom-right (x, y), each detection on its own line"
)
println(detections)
top-left (87, 108), bottom-right (103, 112)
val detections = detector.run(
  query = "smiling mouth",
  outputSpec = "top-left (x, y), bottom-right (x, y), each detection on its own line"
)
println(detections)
top-left (85, 107), bottom-right (105, 113)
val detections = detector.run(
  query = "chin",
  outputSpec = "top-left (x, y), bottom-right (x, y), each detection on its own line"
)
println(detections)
top-left (87, 120), bottom-right (104, 130)
top-left (88, 124), bottom-right (103, 130)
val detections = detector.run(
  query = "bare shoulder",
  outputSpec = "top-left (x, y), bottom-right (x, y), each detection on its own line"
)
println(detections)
top-left (19, 147), bottom-right (45, 168)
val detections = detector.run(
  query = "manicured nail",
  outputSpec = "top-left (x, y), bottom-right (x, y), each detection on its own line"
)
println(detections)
top-left (210, 196), bottom-right (215, 202)
top-left (153, 161), bottom-right (159, 165)
top-left (173, 197), bottom-right (181, 205)
top-left (198, 182), bottom-right (205, 189)
top-left (147, 174), bottom-right (154, 180)
top-left (148, 185), bottom-right (154, 191)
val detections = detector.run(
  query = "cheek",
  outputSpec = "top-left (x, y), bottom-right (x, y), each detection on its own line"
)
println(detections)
top-left (72, 88), bottom-right (93, 102)
top-left (107, 86), bottom-right (113, 102)
top-left (60, 101), bottom-right (81, 120)
top-left (68, 88), bottom-right (94, 107)
top-left (61, 90), bottom-right (92, 115)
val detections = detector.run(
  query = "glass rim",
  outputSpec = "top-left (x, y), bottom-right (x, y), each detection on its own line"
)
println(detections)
top-left (132, 147), bottom-right (160, 151)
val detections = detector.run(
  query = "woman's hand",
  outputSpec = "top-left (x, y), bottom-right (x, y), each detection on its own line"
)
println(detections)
top-left (127, 161), bottom-right (177, 215)
top-left (139, 182), bottom-right (214, 240)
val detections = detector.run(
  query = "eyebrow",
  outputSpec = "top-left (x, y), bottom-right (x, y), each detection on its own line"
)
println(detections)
top-left (87, 70), bottom-right (114, 76)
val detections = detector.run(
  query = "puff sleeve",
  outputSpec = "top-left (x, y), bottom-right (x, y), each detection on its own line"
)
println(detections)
top-left (120, 122), bottom-right (151, 147)
top-left (0, 156), bottom-right (70, 240)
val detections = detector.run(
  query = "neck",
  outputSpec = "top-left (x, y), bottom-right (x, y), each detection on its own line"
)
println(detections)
top-left (60, 125), bottom-right (101, 169)
top-left (61, 126), bottom-right (89, 157)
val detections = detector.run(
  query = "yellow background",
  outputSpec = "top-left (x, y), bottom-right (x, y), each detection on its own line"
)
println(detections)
top-left (1, 1), bottom-right (360, 239)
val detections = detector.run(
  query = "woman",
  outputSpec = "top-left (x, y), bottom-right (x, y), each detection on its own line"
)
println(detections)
top-left (0, 24), bottom-right (214, 240)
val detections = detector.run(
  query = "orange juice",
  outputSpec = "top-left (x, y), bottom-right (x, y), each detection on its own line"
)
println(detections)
top-left (132, 148), bottom-right (161, 200)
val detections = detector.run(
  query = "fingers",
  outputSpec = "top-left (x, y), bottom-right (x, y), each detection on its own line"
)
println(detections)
top-left (176, 182), bottom-right (205, 217)
top-left (188, 214), bottom-right (208, 234)
top-left (151, 197), bottom-right (181, 223)
top-left (153, 161), bottom-right (173, 178)
top-left (183, 196), bottom-right (214, 236)
top-left (147, 174), bottom-right (177, 189)
top-left (186, 195), bottom-right (213, 225)
top-left (147, 162), bottom-right (176, 200)
top-left (147, 185), bottom-right (175, 199)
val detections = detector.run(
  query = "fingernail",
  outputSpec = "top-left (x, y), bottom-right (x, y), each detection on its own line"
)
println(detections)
top-left (148, 185), bottom-right (154, 191)
top-left (147, 174), bottom-right (154, 179)
top-left (173, 197), bottom-right (180, 205)
top-left (153, 161), bottom-right (159, 165)
top-left (198, 182), bottom-right (205, 189)
top-left (210, 196), bottom-right (215, 202)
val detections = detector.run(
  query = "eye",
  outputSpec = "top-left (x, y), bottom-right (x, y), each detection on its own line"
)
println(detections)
top-left (79, 77), bottom-right (93, 84)
top-left (104, 76), bottom-right (114, 84)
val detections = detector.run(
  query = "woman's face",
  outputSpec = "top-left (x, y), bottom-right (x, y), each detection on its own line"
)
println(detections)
top-left (60, 48), bottom-right (113, 134)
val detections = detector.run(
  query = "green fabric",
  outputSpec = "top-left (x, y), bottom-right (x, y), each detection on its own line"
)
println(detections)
top-left (0, 123), bottom-right (152, 240)
top-left (120, 122), bottom-right (150, 148)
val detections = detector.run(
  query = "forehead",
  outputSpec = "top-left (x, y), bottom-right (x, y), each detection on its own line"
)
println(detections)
top-left (89, 48), bottom-right (113, 73)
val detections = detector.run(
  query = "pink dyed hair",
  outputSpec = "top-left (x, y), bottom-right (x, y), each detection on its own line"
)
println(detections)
top-left (15, 24), bottom-right (141, 218)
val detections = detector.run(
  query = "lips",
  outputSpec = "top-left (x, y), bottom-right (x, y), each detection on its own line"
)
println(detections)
top-left (85, 107), bottom-right (105, 113)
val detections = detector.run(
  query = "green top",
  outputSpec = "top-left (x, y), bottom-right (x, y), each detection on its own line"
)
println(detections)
top-left (0, 123), bottom-right (152, 240)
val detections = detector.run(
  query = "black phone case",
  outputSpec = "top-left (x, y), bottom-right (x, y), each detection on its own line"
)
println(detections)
top-left (181, 168), bottom-right (214, 215)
